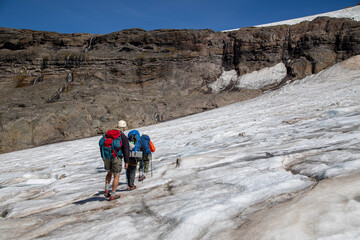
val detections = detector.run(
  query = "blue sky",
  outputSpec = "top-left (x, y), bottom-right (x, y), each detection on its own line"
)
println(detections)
top-left (0, 0), bottom-right (358, 34)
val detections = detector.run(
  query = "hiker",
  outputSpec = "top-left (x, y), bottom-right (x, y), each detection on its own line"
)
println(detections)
top-left (99, 120), bottom-right (129, 200)
top-left (127, 130), bottom-right (142, 190)
top-left (139, 134), bottom-right (156, 181)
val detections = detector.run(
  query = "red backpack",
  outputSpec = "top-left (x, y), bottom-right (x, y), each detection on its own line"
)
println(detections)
top-left (99, 130), bottom-right (123, 159)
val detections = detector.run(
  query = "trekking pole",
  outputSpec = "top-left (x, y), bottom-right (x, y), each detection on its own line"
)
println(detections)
top-left (151, 154), bottom-right (153, 178)
top-left (142, 158), bottom-right (144, 184)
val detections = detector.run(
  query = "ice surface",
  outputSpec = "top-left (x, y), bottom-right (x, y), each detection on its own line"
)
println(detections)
top-left (232, 173), bottom-right (360, 240)
top-left (0, 56), bottom-right (360, 239)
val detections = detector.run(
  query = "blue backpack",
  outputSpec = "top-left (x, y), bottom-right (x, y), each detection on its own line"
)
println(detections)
top-left (128, 130), bottom-right (141, 152)
top-left (140, 134), bottom-right (152, 155)
top-left (99, 130), bottom-right (123, 160)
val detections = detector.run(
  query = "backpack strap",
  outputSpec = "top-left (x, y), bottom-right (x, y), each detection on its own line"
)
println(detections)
top-left (101, 135), bottom-right (106, 159)
top-left (111, 132), bottom-right (123, 157)
top-left (111, 140), bottom-right (116, 158)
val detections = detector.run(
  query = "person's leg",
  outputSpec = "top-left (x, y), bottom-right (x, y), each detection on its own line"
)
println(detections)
top-left (139, 159), bottom-right (144, 181)
top-left (127, 158), bottom-right (133, 186)
top-left (107, 173), bottom-right (121, 200)
top-left (129, 165), bottom-right (136, 189)
top-left (106, 171), bottom-right (113, 185)
top-left (103, 158), bottom-right (112, 184)
top-left (128, 158), bottom-right (136, 187)
top-left (126, 168), bottom-right (130, 186)
top-left (112, 173), bottom-right (120, 193)
top-left (142, 155), bottom-right (150, 179)
top-left (144, 160), bottom-right (150, 174)
top-left (140, 159), bottom-right (149, 180)
top-left (108, 157), bottom-right (122, 200)
top-left (103, 158), bottom-right (112, 197)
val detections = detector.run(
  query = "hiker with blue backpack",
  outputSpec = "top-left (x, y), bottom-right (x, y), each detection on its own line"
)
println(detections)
top-left (99, 120), bottom-right (130, 201)
top-left (127, 130), bottom-right (142, 190)
top-left (139, 134), bottom-right (155, 181)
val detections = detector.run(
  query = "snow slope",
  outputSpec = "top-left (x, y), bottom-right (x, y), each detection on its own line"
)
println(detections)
top-left (1, 55), bottom-right (360, 240)
top-left (224, 4), bottom-right (360, 31)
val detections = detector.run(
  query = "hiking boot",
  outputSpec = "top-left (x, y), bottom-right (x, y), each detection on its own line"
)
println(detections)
top-left (129, 186), bottom-right (137, 191)
top-left (138, 176), bottom-right (146, 181)
top-left (107, 194), bottom-right (120, 201)
top-left (104, 190), bottom-right (110, 198)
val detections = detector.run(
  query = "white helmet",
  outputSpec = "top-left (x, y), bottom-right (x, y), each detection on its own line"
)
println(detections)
top-left (117, 120), bottom-right (127, 128)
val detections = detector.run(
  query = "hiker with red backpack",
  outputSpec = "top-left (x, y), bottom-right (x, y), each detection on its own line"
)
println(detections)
top-left (99, 120), bottom-right (130, 201)
top-left (138, 134), bottom-right (156, 181)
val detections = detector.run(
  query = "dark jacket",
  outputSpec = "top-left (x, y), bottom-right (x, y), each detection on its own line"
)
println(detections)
top-left (120, 132), bottom-right (130, 164)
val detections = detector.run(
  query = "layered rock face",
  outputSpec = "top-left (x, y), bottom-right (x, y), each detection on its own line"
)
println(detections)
top-left (0, 17), bottom-right (359, 153)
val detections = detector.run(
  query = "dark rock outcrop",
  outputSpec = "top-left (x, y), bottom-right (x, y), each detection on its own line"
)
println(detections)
top-left (0, 16), bottom-right (359, 153)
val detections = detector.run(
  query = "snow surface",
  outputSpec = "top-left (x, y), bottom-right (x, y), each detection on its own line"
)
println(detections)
top-left (209, 62), bottom-right (287, 92)
top-left (224, 5), bottom-right (360, 32)
top-left (1, 55), bottom-right (360, 239)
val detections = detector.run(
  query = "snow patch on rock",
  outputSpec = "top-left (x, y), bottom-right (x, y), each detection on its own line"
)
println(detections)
top-left (209, 62), bottom-right (287, 93)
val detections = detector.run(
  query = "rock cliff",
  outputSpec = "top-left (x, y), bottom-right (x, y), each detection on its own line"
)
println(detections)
top-left (0, 17), bottom-right (359, 153)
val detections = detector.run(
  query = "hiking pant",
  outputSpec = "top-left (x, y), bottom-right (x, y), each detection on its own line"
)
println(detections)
top-left (139, 154), bottom-right (151, 174)
top-left (126, 157), bottom-right (138, 187)
top-left (139, 160), bottom-right (149, 174)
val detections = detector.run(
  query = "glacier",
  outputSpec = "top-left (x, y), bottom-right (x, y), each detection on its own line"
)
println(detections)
top-left (0, 55), bottom-right (359, 240)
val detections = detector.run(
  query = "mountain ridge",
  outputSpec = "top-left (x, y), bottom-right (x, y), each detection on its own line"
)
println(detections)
top-left (1, 7), bottom-right (360, 153)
